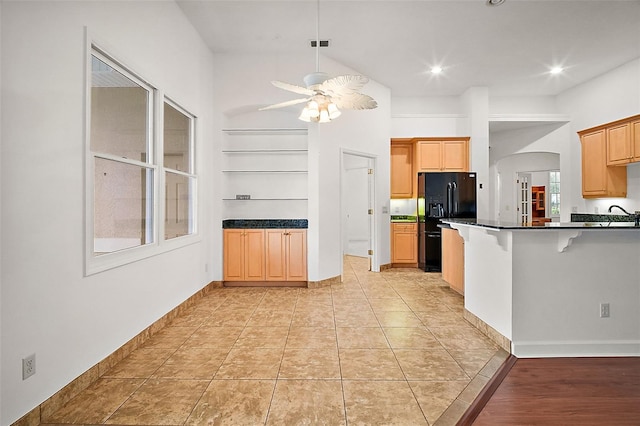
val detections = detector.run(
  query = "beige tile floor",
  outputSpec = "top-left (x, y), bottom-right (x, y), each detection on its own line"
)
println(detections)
top-left (42, 256), bottom-right (507, 426)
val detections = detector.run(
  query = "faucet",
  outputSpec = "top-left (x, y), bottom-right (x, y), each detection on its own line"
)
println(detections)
top-left (608, 204), bottom-right (631, 215)
top-left (608, 205), bottom-right (640, 226)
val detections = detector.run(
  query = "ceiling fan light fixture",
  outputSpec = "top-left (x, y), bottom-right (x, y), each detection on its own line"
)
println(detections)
top-left (486, 0), bottom-right (505, 5)
top-left (298, 106), bottom-right (312, 122)
top-left (328, 102), bottom-right (341, 119)
top-left (318, 108), bottom-right (331, 123)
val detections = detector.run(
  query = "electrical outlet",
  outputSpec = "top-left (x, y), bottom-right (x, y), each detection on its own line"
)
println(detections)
top-left (600, 303), bottom-right (610, 318)
top-left (22, 354), bottom-right (36, 380)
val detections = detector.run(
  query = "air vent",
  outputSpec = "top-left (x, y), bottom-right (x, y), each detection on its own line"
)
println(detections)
top-left (310, 40), bottom-right (330, 48)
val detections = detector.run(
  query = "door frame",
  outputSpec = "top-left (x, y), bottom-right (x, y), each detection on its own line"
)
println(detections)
top-left (340, 149), bottom-right (378, 275)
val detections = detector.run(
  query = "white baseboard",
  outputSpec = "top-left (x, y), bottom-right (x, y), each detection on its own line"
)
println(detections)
top-left (512, 340), bottom-right (640, 358)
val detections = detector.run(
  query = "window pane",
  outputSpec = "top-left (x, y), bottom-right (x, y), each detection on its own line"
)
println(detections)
top-left (164, 103), bottom-right (191, 172)
top-left (94, 157), bottom-right (154, 255)
top-left (165, 172), bottom-right (194, 240)
top-left (91, 55), bottom-right (150, 161)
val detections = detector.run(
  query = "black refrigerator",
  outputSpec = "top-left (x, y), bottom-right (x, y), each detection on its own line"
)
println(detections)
top-left (418, 172), bottom-right (477, 272)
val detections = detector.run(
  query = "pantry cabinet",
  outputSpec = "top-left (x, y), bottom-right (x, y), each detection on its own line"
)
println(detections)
top-left (415, 138), bottom-right (469, 172)
top-left (223, 229), bottom-right (265, 281)
top-left (390, 141), bottom-right (414, 198)
top-left (265, 229), bottom-right (307, 281)
top-left (390, 223), bottom-right (418, 265)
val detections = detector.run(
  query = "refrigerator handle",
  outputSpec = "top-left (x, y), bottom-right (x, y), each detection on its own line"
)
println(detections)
top-left (451, 181), bottom-right (457, 216)
top-left (446, 182), bottom-right (452, 216)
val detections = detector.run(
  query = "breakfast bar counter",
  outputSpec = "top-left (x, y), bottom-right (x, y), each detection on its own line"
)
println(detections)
top-left (442, 219), bottom-right (640, 358)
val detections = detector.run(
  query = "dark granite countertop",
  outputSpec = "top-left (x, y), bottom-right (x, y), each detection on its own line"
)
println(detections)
top-left (390, 215), bottom-right (417, 223)
top-left (442, 218), bottom-right (640, 230)
top-left (222, 219), bottom-right (308, 229)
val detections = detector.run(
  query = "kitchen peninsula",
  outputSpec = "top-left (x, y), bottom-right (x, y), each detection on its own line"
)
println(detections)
top-left (444, 219), bottom-right (640, 358)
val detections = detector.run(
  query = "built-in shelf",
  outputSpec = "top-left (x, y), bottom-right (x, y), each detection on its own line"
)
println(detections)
top-left (222, 198), bottom-right (308, 201)
top-left (222, 170), bottom-right (308, 173)
top-left (222, 149), bottom-right (308, 154)
top-left (222, 128), bottom-right (308, 135)
top-left (221, 127), bottom-right (308, 219)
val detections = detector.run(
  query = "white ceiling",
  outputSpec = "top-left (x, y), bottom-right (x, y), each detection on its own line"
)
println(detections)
top-left (177, 0), bottom-right (640, 98)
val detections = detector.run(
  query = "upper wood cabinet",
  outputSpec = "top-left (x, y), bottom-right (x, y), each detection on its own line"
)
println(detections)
top-left (390, 141), bottom-right (414, 198)
top-left (415, 138), bottom-right (469, 172)
top-left (603, 115), bottom-right (640, 166)
top-left (606, 122), bottom-right (632, 165)
top-left (579, 128), bottom-right (627, 198)
top-left (633, 119), bottom-right (640, 162)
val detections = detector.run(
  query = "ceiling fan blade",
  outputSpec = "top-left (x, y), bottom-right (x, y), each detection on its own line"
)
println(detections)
top-left (271, 80), bottom-right (316, 96)
top-left (259, 97), bottom-right (310, 111)
top-left (320, 75), bottom-right (369, 96)
top-left (332, 93), bottom-right (378, 110)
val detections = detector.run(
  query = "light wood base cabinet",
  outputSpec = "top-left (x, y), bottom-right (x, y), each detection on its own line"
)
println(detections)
top-left (391, 223), bottom-right (418, 266)
top-left (224, 228), bottom-right (307, 284)
top-left (442, 227), bottom-right (464, 295)
top-left (265, 229), bottom-right (307, 281)
top-left (223, 229), bottom-right (265, 281)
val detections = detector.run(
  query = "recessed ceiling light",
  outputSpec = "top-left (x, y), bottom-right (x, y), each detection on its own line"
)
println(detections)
top-left (550, 66), bottom-right (564, 75)
top-left (486, 0), bottom-right (506, 6)
top-left (430, 66), bottom-right (443, 75)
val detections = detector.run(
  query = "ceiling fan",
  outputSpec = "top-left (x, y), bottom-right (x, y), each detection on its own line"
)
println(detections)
top-left (259, 0), bottom-right (377, 123)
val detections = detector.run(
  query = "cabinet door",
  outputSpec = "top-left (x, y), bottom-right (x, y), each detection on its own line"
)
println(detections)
top-left (581, 130), bottom-right (608, 196)
top-left (286, 229), bottom-right (307, 281)
top-left (416, 141), bottom-right (442, 171)
top-left (442, 140), bottom-right (468, 171)
top-left (391, 224), bottom-right (417, 263)
top-left (581, 129), bottom-right (626, 198)
top-left (223, 229), bottom-right (245, 281)
top-left (265, 229), bottom-right (286, 281)
top-left (390, 143), bottom-right (414, 198)
top-left (244, 229), bottom-right (265, 281)
top-left (633, 120), bottom-right (640, 162)
top-left (607, 123), bottom-right (631, 165)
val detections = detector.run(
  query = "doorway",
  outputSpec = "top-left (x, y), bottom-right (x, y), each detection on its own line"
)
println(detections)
top-left (341, 150), bottom-right (376, 271)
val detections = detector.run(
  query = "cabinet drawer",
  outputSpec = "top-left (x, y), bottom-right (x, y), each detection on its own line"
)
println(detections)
top-left (392, 223), bottom-right (417, 232)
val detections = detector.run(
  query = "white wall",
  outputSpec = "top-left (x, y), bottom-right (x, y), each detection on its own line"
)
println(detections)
top-left (557, 58), bottom-right (640, 215)
top-left (0, 2), bottom-right (215, 424)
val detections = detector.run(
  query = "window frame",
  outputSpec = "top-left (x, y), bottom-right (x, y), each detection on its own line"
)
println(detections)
top-left (161, 97), bottom-right (198, 241)
top-left (85, 42), bottom-right (200, 276)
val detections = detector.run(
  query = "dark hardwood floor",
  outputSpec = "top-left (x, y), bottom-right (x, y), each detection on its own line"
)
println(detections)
top-left (464, 357), bottom-right (640, 425)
